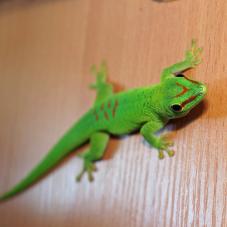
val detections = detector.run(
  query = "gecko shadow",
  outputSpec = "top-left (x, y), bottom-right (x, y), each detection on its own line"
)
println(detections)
top-left (202, 77), bottom-right (227, 119)
top-left (171, 99), bottom-right (208, 131)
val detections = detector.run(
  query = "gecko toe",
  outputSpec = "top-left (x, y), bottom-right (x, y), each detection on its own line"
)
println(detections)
top-left (167, 149), bottom-right (175, 157)
top-left (158, 150), bottom-right (165, 159)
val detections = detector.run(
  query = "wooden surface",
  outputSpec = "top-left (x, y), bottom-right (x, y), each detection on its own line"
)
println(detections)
top-left (0, 0), bottom-right (226, 226)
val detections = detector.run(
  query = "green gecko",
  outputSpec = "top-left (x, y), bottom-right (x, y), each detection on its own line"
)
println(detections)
top-left (0, 40), bottom-right (207, 201)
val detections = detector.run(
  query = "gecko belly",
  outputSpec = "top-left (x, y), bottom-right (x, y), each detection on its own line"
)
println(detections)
top-left (107, 120), bottom-right (141, 135)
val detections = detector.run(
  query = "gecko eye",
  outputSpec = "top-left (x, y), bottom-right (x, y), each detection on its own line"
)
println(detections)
top-left (171, 104), bottom-right (183, 112)
top-left (176, 74), bottom-right (185, 78)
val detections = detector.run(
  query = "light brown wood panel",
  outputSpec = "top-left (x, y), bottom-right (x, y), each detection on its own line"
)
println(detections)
top-left (0, 0), bottom-right (226, 226)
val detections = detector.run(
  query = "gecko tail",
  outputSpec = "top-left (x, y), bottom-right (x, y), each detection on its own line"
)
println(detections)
top-left (0, 144), bottom-right (71, 201)
top-left (0, 147), bottom-right (67, 201)
top-left (0, 122), bottom-right (90, 201)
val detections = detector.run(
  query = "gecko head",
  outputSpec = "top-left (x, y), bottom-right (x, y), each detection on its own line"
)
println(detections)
top-left (161, 74), bottom-right (207, 119)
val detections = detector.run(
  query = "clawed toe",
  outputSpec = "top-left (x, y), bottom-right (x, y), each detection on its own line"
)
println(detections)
top-left (76, 159), bottom-right (97, 182)
top-left (158, 149), bottom-right (175, 159)
top-left (160, 135), bottom-right (174, 147)
top-left (158, 150), bottom-right (165, 159)
top-left (185, 40), bottom-right (203, 67)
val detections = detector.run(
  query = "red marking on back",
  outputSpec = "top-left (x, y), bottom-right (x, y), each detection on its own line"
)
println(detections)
top-left (108, 101), bottom-right (111, 108)
top-left (104, 112), bottom-right (109, 120)
top-left (181, 95), bottom-right (197, 107)
top-left (93, 110), bottom-right (99, 121)
top-left (112, 100), bottom-right (119, 117)
top-left (101, 103), bottom-right (105, 111)
top-left (175, 82), bottom-right (189, 97)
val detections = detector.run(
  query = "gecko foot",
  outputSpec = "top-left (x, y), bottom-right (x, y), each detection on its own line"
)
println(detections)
top-left (158, 135), bottom-right (174, 159)
top-left (76, 159), bottom-right (97, 182)
top-left (185, 39), bottom-right (203, 67)
top-left (160, 134), bottom-right (174, 147)
top-left (158, 149), bottom-right (175, 159)
top-left (89, 62), bottom-right (108, 90)
top-left (158, 150), bottom-right (165, 159)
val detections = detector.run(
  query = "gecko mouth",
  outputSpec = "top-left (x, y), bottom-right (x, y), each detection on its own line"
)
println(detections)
top-left (182, 86), bottom-right (207, 109)
top-left (181, 95), bottom-right (198, 108)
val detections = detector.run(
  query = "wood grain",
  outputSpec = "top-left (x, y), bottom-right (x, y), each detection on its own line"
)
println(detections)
top-left (0, 0), bottom-right (226, 226)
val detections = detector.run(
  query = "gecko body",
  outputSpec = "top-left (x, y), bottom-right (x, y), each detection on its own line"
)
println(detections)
top-left (0, 40), bottom-right (207, 200)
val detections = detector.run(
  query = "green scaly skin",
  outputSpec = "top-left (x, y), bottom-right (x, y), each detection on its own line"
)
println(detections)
top-left (0, 40), bottom-right (207, 201)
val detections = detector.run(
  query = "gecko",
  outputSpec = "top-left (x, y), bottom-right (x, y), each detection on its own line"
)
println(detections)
top-left (0, 40), bottom-right (207, 201)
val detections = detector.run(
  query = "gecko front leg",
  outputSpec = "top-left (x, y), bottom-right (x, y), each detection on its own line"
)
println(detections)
top-left (161, 40), bottom-right (203, 81)
top-left (140, 121), bottom-right (174, 159)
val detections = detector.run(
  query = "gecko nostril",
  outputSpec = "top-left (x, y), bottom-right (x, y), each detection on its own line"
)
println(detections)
top-left (199, 85), bottom-right (207, 95)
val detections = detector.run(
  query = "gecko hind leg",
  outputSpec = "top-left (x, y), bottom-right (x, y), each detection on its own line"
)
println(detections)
top-left (76, 132), bottom-right (110, 182)
top-left (90, 62), bottom-right (114, 104)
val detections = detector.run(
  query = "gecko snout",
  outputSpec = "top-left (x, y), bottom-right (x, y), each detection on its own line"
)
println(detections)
top-left (199, 84), bottom-right (207, 96)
